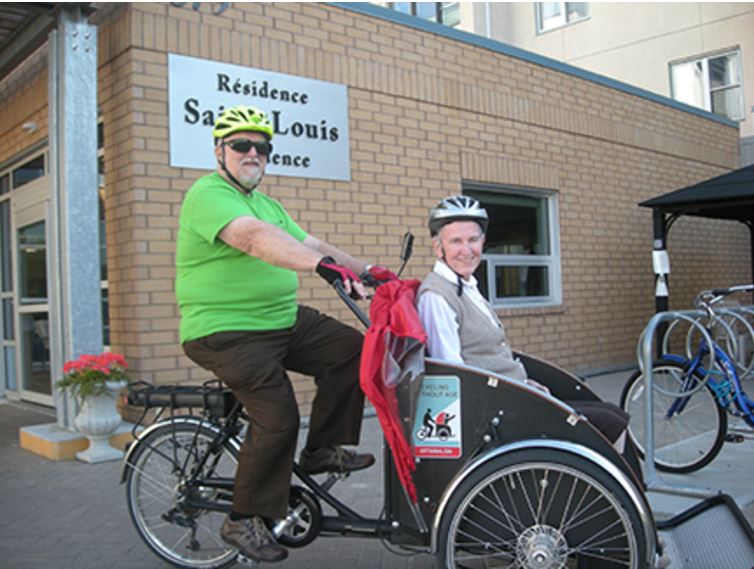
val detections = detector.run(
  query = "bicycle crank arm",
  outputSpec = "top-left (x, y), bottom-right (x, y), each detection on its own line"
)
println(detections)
top-left (272, 503), bottom-right (308, 538)
top-left (182, 497), bottom-right (232, 513)
top-left (193, 477), bottom-right (234, 491)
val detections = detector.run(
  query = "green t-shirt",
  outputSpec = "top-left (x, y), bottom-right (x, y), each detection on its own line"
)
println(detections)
top-left (176, 172), bottom-right (308, 343)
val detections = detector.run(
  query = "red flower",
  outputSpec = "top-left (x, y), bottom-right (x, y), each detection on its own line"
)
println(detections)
top-left (58, 351), bottom-right (130, 401)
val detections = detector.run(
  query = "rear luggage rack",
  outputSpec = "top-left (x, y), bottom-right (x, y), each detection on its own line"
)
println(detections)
top-left (127, 379), bottom-right (237, 420)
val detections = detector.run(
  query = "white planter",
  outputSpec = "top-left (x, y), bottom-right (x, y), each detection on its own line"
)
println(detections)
top-left (74, 380), bottom-right (127, 463)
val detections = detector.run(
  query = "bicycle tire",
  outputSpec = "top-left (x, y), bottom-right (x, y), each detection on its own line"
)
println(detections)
top-left (642, 316), bottom-right (716, 396)
top-left (733, 306), bottom-right (754, 382)
top-left (620, 360), bottom-right (726, 474)
top-left (435, 448), bottom-right (647, 569)
top-left (125, 420), bottom-right (239, 569)
top-left (716, 309), bottom-right (754, 378)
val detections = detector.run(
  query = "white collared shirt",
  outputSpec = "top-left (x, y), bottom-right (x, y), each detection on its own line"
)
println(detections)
top-left (417, 261), bottom-right (500, 363)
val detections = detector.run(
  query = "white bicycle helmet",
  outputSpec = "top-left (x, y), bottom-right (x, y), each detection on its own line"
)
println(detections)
top-left (428, 195), bottom-right (489, 237)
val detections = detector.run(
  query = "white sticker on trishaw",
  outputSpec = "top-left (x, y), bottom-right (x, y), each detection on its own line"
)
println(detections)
top-left (413, 376), bottom-right (462, 459)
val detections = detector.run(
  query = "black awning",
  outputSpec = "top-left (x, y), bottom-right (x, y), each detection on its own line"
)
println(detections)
top-left (642, 163), bottom-right (754, 316)
top-left (639, 164), bottom-right (754, 221)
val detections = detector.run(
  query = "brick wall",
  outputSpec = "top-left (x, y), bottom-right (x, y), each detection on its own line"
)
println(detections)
top-left (0, 46), bottom-right (49, 164)
top-left (88, 3), bottom-right (746, 414)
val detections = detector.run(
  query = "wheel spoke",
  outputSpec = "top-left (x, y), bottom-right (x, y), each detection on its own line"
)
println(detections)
top-left (622, 361), bottom-right (725, 472)
top-left (569, 546), bottom-right (631, 566)
top-left (126, 424), bottom-right (239, 568)
top-left (444, 453), bottom-right (640, 569)
top-left (455, 506), bottom-right (517, 551)
top-left (476, 486), bottom-right (527, 535)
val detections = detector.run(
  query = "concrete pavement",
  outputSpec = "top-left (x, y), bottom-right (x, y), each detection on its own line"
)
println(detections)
top-left (1, 368), bottom-right (753, 569)
top-left (1, 399), bottom-right (433, 569)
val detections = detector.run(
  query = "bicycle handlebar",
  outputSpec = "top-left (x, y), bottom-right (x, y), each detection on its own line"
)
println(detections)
top-left (330, 231), bottom-right (413, 330)
top-left (334, 280), bottom-right (371, 328)
top-left (695, 284), bottom-right (754, 310)
top-left (709, 284), bottom-right (754, 297)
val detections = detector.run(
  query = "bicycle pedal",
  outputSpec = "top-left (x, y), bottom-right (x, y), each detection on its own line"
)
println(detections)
top-left (236, 553), bottom-right (260, 567)
top-left (321, 471), bottom-right (349, 492)
top-left (724, 433), bottom-right (745, 443)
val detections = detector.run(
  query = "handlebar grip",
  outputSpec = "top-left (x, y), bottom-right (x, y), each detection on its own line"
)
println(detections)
top-left (334, 280), bottom-right (371, 328)
top-left (710, 284), bottom-right (754, 296)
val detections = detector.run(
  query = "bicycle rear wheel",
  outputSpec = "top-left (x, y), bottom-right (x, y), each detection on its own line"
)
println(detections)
top-left (620, 360), bottom-right (726, 474)
top-left (125, 420), bottom-right (239, 569)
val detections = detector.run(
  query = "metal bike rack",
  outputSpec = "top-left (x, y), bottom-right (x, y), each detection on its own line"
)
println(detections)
top-left (640, 304), bottom-right (754, 569)
top-left (638, 305), bottom-right (754, 497)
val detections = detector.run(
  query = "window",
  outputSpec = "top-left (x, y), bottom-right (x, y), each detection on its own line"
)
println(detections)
top-left (536, 2), bottom-right (589, 33)
top-left (17, 221), bottom-right (47, 304)
top-left (98, 117), bottom-right (110, 347)
top-left (670, 50), bottom-right (743, 121)
top-left (441, 2), bottom-right (460, 27)
top-left (466, 186), bottom-right (561, 308)
top-left (386, 2), bottom-right (460, 27)
top-left (12, 155), bottom-right (45, 189)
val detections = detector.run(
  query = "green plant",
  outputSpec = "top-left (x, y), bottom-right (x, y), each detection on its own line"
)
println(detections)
top-left (57, 352), bottom-right (129, 402)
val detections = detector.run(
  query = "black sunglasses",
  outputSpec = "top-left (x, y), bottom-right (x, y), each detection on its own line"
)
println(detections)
top-left (223, 138), bottom-right (273, 157)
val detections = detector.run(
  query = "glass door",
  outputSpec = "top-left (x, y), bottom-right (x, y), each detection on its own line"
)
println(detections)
top-left (15, 201), bottom-right (52, 405)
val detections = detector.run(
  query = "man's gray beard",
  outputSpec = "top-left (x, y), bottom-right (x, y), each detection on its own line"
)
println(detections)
top-left (238, 170), bottom-right (263, 189)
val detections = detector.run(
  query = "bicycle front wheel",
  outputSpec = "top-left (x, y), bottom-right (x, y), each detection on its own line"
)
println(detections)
top-left (620, 360), bottom-right (726, 474)
top-left (125, 420), bottom-right (239, 569)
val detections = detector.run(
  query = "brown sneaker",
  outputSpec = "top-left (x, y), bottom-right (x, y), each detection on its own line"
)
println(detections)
top-left (220, 515), bottom-right (287, 563)
top-left (299, 446), bottom-right (375, 475)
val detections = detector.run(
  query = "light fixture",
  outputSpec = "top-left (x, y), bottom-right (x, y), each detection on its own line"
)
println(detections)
top-left (22, 121), bottom-right (38, 133)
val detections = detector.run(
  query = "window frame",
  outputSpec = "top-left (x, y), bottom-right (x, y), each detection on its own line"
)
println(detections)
top-left (387, 2), bottom-right (460, 27)
top-left (465, 184), bottom-right (562, 309)
top-left (535, 2), bottom-right (590, 34)
top-left (669, 49), bottom-right (744, 122)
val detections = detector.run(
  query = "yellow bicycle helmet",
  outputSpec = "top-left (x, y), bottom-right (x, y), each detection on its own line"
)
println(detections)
top-left (212, 105), bottom-right (274, 142)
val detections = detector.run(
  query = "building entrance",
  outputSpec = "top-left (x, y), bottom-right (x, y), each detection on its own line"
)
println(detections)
top-left (15, 197), bottom-right (51, 404)
top-left (0, 153), bottom-right (53, 406)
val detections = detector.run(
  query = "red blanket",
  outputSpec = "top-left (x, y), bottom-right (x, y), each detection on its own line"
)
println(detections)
top-left (359, 279), bottom-right (427, 503)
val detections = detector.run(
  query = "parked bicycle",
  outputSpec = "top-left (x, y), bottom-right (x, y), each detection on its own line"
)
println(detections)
top-left (620, 285), bottom-right (754, 474)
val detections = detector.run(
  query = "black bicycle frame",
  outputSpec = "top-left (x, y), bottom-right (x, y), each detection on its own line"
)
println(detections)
top-left (167, 407), bottom-right (395, 540)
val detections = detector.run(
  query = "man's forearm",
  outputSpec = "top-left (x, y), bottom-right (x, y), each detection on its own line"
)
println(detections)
top-left (219, 216), bottom-right (321, 271)
top-left (303, 236), bottom-right (367, 275)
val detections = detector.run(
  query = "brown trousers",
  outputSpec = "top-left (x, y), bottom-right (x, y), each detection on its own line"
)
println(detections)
top-left (183, 305), bottom-right (365, 518)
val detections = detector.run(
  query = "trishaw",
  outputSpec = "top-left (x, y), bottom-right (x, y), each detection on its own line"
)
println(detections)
top-left (119, 244), bottom-right (751, 568)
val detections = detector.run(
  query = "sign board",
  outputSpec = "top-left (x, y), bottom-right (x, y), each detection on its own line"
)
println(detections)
top-left (412, 376), bottom-right (462, 459)
top-left (168, 53), bottom-right (350, 181)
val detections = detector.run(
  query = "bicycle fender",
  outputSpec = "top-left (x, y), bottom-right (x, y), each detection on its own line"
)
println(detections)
top-left (119, 416), bottom-right (233, 483)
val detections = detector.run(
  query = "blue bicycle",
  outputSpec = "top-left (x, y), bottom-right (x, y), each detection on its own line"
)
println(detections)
top-left (620, 285), bottom-right (754, 474)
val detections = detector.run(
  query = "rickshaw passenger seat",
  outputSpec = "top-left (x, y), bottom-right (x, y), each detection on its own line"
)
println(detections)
top-left (513, 351), bottom-right (602, 403)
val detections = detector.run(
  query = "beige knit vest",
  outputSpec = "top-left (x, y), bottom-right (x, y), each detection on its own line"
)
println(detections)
top-left (417, 271), bottom-right (527, 381)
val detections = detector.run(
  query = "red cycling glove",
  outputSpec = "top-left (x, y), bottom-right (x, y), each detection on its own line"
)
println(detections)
top-left (361, 265), bottom-right (398, 286)
top-left (316, 256), bottom-right (362, 298)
